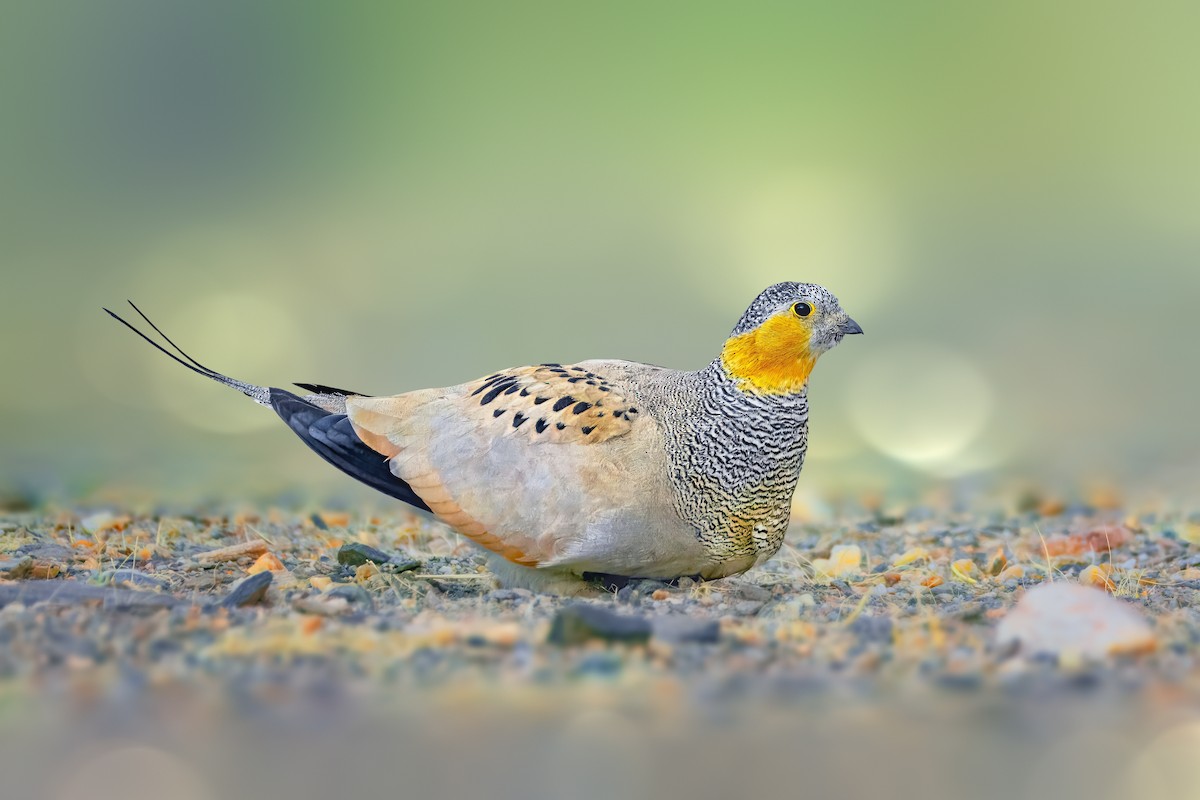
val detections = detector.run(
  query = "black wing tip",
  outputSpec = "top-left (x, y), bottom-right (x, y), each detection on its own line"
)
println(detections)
top-left (269, 387), bottom-right (313, 415)
top-left (293, 382), bottom-right (371, 398)
top-left (268, 388), bottom-right (431, 513)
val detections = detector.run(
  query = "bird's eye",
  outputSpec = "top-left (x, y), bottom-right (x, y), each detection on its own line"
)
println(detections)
top-left (792, 302), bottom-right (813, 318)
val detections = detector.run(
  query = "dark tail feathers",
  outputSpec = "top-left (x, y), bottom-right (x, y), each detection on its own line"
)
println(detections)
top-left (107, 303), bottom-right (429, 514)
top-left (269, 389), bottom-right (431, 512)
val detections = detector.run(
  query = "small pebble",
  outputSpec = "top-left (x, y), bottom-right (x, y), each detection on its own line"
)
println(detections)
top-left (221, 571), bottom-right (273, 608)
top-left (936, 671), bottom-right (984, 691)
top-left (849, 614), bottom-right (893, 642)
top-left (106, 569), bottom-right (168, 590)
top-left (0, 556), bottom-right (33, 580)
top-left (735, 583), bottom-right (773, 602)
top-left (575, 651), bottom-right (624, 677)
top-left (327, 583), bottom-right (374, 609)
top-left (733, 600), bottom-right (765, 617)
top-left (547, 604), bottom-right (651, 646)
top-left (652, 616), bottom-right (720, 644)
top-left (336, 542), bottom-right (392, 567)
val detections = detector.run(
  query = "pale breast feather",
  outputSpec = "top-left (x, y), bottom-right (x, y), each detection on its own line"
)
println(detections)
top-left (464, 363), bottom-right (641, 444)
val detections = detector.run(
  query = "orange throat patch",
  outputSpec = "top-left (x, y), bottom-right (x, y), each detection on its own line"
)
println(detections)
top-left (719, 315), bottom-right (816, 395)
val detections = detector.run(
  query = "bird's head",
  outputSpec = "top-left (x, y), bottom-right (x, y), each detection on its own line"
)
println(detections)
top-left (719, 282), bottom-right (862, 395)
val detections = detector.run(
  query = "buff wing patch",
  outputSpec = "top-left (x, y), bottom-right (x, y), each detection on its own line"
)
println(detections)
top-left (466, 364), bottom-right (640, 444)
top-left (344, 363), bottom-right (643, 567)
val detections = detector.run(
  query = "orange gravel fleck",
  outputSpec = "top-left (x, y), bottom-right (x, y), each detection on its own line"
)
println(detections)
top-left (248, 552), bottom-right (285, 575)
top-left (1037, 498), bottom-right (1066, 517)
top-left (997, 564), bottom-right (1026, 581)
top-left (1040, 527), bottom-right (1132, 557)
top-left (319, 512), bottom-right (352, 528)
top-left (29, 562), bottom-right (61, 580)
top-left (1079, 564), bottom-right (1116, 591)
top-left (482, 623), bottom-right (521, 647)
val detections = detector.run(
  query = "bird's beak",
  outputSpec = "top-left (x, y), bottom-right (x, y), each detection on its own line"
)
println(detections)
top-left (838, 317), bottom-right (864, 336)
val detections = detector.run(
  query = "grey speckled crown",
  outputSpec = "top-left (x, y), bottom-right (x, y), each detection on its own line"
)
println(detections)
top-left (728, 282), bottom-right (841, 336)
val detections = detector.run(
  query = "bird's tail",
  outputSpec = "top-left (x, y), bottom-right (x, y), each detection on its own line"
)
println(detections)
top-left (106, 302), bottom-right (434, 513)
top-left (103, 301), bottom-right (272, 406)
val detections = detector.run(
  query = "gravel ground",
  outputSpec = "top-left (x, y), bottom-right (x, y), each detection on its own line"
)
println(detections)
top-left (3, 499), bottom-right (1200, 799)
top-left (3, 499), bottom-right (1199, 695)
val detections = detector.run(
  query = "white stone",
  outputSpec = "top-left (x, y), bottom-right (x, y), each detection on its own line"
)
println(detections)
top-left (994, 582), bottom-right (1156, 659)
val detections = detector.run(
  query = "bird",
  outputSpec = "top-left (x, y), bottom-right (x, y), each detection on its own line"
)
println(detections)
top-left (106, 282), bottom-right (862, 594)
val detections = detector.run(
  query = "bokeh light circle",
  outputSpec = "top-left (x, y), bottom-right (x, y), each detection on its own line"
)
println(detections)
top-left (1119, 722), bottom-right (1200, 800)
top-left (149, 293), bottom-right (312, 434)
top-left (716, 172), bottom-right (902, 317)
top-left (847, 341), bottom-right (993, 468)
top-left (55, 744), bottom-right (214, 800)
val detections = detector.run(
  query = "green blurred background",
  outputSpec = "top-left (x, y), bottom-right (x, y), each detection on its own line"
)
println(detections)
top-left (3, 0), bottom-right (1198, 508)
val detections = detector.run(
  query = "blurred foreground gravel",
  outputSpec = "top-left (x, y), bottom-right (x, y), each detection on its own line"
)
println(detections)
top-left (3, 499), bottom-right (1200, 800)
